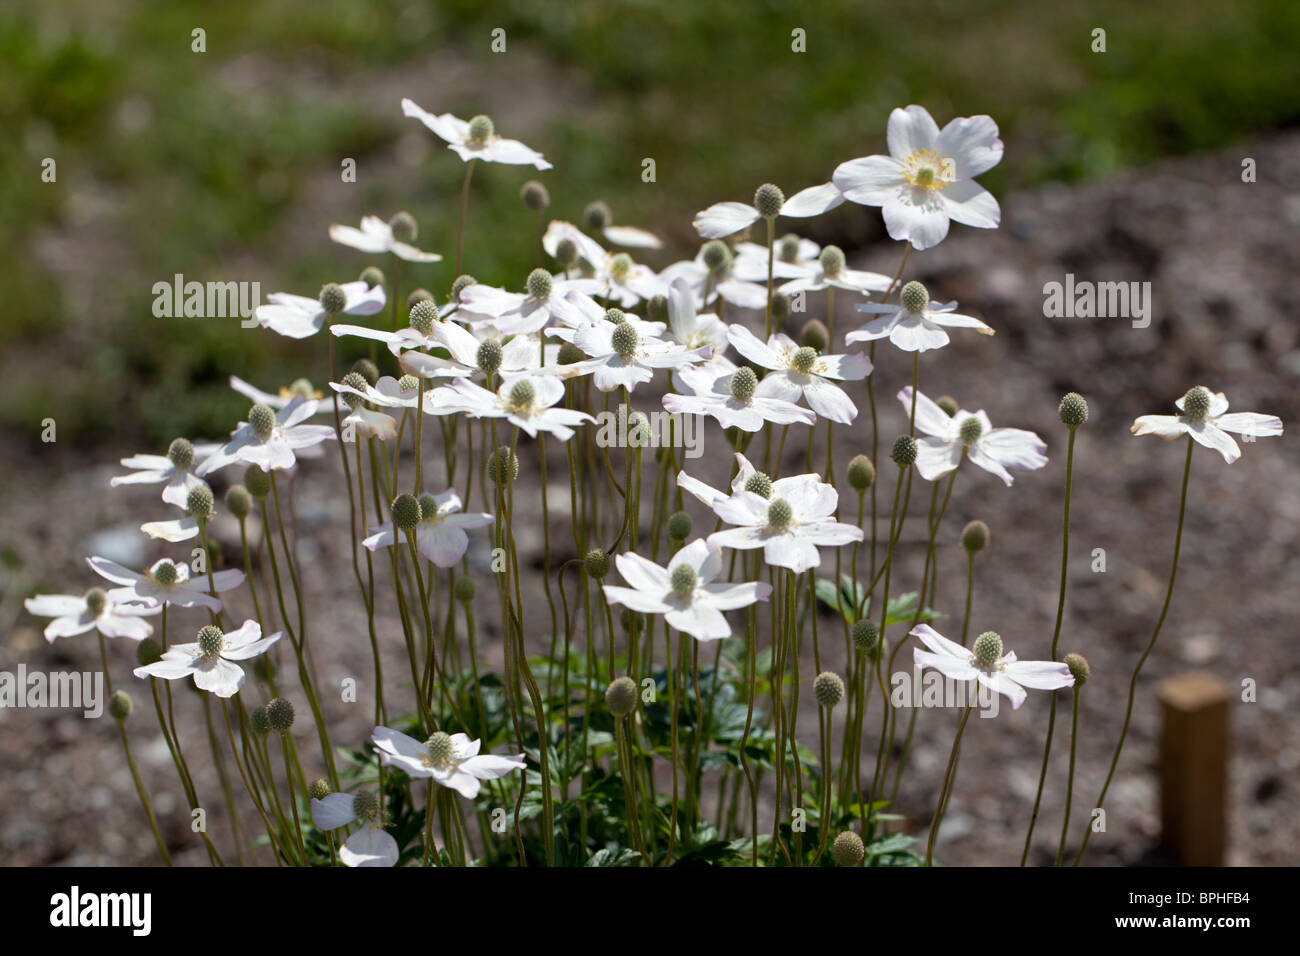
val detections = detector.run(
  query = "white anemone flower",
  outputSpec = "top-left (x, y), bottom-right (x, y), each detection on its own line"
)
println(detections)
top-left (692, 182), bottom-right (845, 239)
top-left (140, 496), bottom-right (211, 543)
top-left (309, 790), bottom-right (398, 867)
top-left (1131, 386), bottom-right (1283, 463)
top-left (663, 364), bottom-right (815, 432)
top-left (457, 275), bottom-right (598, 335)
top-left (111, 438), bottom-right (215, 508)
top-left (370, 726), bottom-right (526, 798)
top-left (727, 326), bottom-right (872, 424)
top-left (89, 556), bottom-right (242, 612)
top-left (328, 215), bottom-right (442, 262)
top-left (660, 248), bottom-right (769, 311)
top-left (540, 222), bottom-right (664, 306)
top-left (847, 282), bottom-right (993, 353)
top-left (911, 624), bottom-right (1073, 711)
top-left (331, 375), bottom-right (434, 412)
top-left (602, 539), bottom-right (772, 642)
top-left (677, 452), bottom-right (760, 507)
top-left (776, 247), bottom-right (892, 297)
top-left (401, 99), bottom-right (552, 169)
top-left (708, 474), bottom-right (863, 573)
top-left (901, 387), bottom-right (1048, 486)
top-left (254, 281), bottom-right (385, 339)
top-left (362, 489), bottom-right (493, 567)
top-left (832, 105), bottom-right (1003, 250)
top-left (664, 278), bottom-right (729, 358)
top-left (570, 319), bottom-right (707, 393)
top-left (433, 374), bottom-right (594, 441)
top-left (731, 237), bottom-right (823, 282)
top-left (230, 375), bottom-right (333, 423)
top-left (197, 397), bottom-right (335, 476)
top-left (25, 589), bottom-right (159, 643)
top-left (133, 620), bottom-right (283, 698)
top-left (543, 290), bottom-right (666, 344)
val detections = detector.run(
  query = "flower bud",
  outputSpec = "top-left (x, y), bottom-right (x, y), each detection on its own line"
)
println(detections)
top-left (187, 484), bottom-right (214, 521)
top-left (250, 705), bottom-right (271, 736)
top-left (814, 671), bottom-right (844, 708)
top-left (852, 619), bottom-right (878, 653)
top-left (84, 587), bottom-right (107, 618)
top-left (225, 484), bottom-right (252, 519)
top-left (520, 180), bottom-right (550, 212)
top-left (248, 403), bottom-right (277, 439)
top-left (701, 240), bottom-right (730, 273)
top-left (961, 520), bottom-right (989, 553)
top-left (409, 299), bottom-right (439, 335)
top-left (308, 779), bottom-right (332, 801)
top-left (266, 697), bottom-right (295, 733)
top-left (245, 465), bottom-right (271, 499)
top-left (558, 342), bottom-right (586, 365)
top-left (847, 454), bottom-right (875, 491)
top-left (771, 291), bottom-right (791, 321)
top-left (753, 183), bottom-right (785, 219)
top-left (891, 435), bottom-right (918, 467)
top-left (351, 358), bottom-right (379, 386)
top-left (108, 690), bottom-right (132, 721)
top-left (646, 295), bottom-right (669, 324)
top-left (1064, 652), bottom-right (1090, 686)
top-left (467, 114), bottom-right (494, 144)
top-left (605, 676), bottom-right (638, 717)
top-left (584, 549), bottom-right (610, 579)
top-left (935, 395), bottom-right (959, 417)
top-left (319, 283), bottom-right (347, 315)
top-left (408, 287), bottom-right (435, 310)
top-left (1059, 392), bottom-right (1089, 428)
top-left (584, 200), bottom-right (612, 231)
top-left (667, 511), bottom-right (692, 541)
top-left (779, 233), bottom-right (801, 263)
top-left (487, 446), bottom-right (519, 485)
top-left (359, 266), bottom-right (385, 290)
top-left (800, 318), bottom-right (828, 352)
top-left (136, 637), bottom-right (162, 667)
top-left (167, 437), bottom-right (194, 471)
top-left (454, 576), bottom-right (475, 603)
top-left (450, 275), bottom-right (476, 302)
top-left (526, 268), bottom-right (553, 300)
top-left (397, 374), bottom-right (420, 393)
top-left (389, 211), bottom-right (417, 242)
top-left (555, 238), bottom-right (578, 268)
top-left (819, 244), bottom-right (845, 276)
top-left (832, 830), bottom-right (865, 867)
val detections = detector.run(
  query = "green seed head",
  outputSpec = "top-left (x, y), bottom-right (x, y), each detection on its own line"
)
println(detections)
top-left (958, 416), bottom-right (983, 446)
top-left (108, 689), bottom-right (132, 721)
top-left (409, 299), bottom-right (438, 335)
top-left (340, 371), bottom-right (369, 410)
top-left (425, 731), bottom-right (454, 768)
top-left (814, 671), bottom-right (845, 708)
top-left (397, 374), bottom-right (420, 393)
top-left (767, 498), bottom-right (793, 529)
top-left (779, 233), bottom-right (801, 263)
top-left (351, 358), bottom-right (379, 386)
top-left (287, 378), bottom-right (315, 399)
top-left (359, 266), bottom-right (385, 290)
top-left (847, 454), bottom-right (876, 492)
top-left (605, 676), bottom-right (638, 718)
top-left (244, 465), bottom-right (270, 498)
top-left (225, 484), bottom-right (252, 519)
top-left (450, 275), bottom-right (476, 301)
top-left (388, 211), bottom-right (417, 242)
top-left (391, 493), bottom-right (422, 531)
top-left (744, 471), bottom-right (772, 499)
top-left (753, 182), bottom-right (785, 219)
top-left (197, 625), bottom-right (225, 660)
top-left (1182, 386), bottom-right (1211, 421)
top-left (771, 291), bottom-right (791, 321)
top-left (832, 830), bottom-right (865, 867)
top-left (467, 114), bottom-right (494, 143)
top-left (646, 294), bottom-right (669, 324)
top-left (266, 697), bottom-right (295, 733)
top-left (610, 323), bottom-right (639, 357)
top-left (555, 238), bottom-right (578, 268)
top-left (1064, 652), bottom-right (1090, 686)
top-left (186, 484), bottom-right (214, 521)
top-left (891, 435), bottom-right (918, 467)
top-left (1059, 392), bottom-right (1089, 428)
top-left (800, 318), bottom-right (828, 352)
top-left (352, 790), bottom-right (381, 824)
top-left (558, 342), bottom-right (585, 365)
top-left (627, 412), bottom-right (651, 447)
top-left (669, 563), bottom-right (698, 598)
top-left (250, 706), bottom-right (271, 736)
top-left (667, 510), bottom-right (692, 541)
top-left (852, 619), bottom-right (878, 653)
top-left (308, 779), bottom-right (332, 801)
top-left (526, 268), bottom-right (553, 300)
top-left (136, 637), bottom-right (162, 667)
top-left (791, 346), bottom-right (819, 374)
top-left (701, 240), bottom-right (731, 273)
top-left (730, 366), bottom-right (758, 401)
top-left (605, 307), bottom-right (627, 325)
top-left (508, 378), bottom-right (536, 411)
top-left (84, 587), bottom-right (107, 618)
top-left (936, 395), bottom-right (959, 417)
top-left (520, 180), bottom-right (550, 212)
top-left (454, 576), bottom-right (475, 603)
top-left (584, 200), bottom-right (612, 231)
top-left (417, 493), bottom-right (440, 521)
top-left (319, 282), bottom-right (347, 315)
top-left (408, 287), bottom-right (435, 310)
top-left (900, 280), bottom-right (929, 314)
top-left (167, 437), bottom-right (194, 471)
top-left (961, 520), bottom-right (990, 553)
top-left (151, 560), bottom-right (178, 587)
top-left (487, 446), bottom-right (519, 485)
top-left (476, 339), bottom-right (503, 375)
top-left (248, 403), bottom-right (276, 438)
top-left (584, 549), bottom-right (610, 579)
top-left (819, 244), bottom-right (846, 276)
top-left (973, 631), bottom-right (1003, 668)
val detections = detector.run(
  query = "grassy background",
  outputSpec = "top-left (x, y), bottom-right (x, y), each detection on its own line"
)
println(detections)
top-left (3, 0), bottom-right (1298, 448)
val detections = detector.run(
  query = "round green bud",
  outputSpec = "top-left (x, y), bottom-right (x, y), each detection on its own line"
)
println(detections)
top-left (197, 625), bottom-right (225, 659)
top-left (744, 471), bottom-right (772, 499)
top-left (819, 244), bottom-right (845, 276)
top-left (779, 233), bottom-right (801, 263)
top-left (730, 366), bottom-right (758, 401)
top-left (791, 346), bottom-right (818, 374)
top-left (832, 830), bottom-right (865, 867)
top-left (667, 510), bottom-right (692, 540)
top-left (605, 676), bottom-right (638, 718)
top-left (1059, 392), bottom-right (1089, 428)
top-left (814, 670), bottom-right (845, 708)
top-left (852, 619), bottom-right (878, 653)
top-left (891, 435), bottom-right (918, 467)
top-left (476, 338), bottom-right (503, 374)
top-left (958, 415), bottom-right (983, 446)
top-left (847, 454), bottom-right (876, 491)
top-left (753, 182), bottom-right (785, 219)
top-left (250, 705), bottom-right (270, 736)
top-left (1064, 652), bottom-right (1090, 686)
top-left (151, 560), bottom-right (178, 587)
top-left (771, 291), bottom-right (791, 321)
top-left (389, 211), bottom-right (417, 242)
top-left (186, 484), bottom-right (214, 521)
top-left (108, 689), bottom-right (132, 721)
top-left (487, 445), bottom-right (519, 485)
top-left (767, 498), bottom-right (793, 529)
top-left (558, 342), bottom-right (585, 365)
top-left (425, 731), bottom-right (454, 768)
top-left (627, 412), bottom-right (651, 447)
top-left (526, 268), bottom-right (553, 300)
top-left (604, 307), bottom-right (627, 326)
top-left (245, 465), bottom-right (270, 498)
top-left (646, 294), bottom-right (669, 324)
top-left (266, 697), bottom-right (295, 733)
top-left (454, 576), bottom-right (475, 603)
top-left (450, 275), bottom-right (476, 302)
top-left (225, 484), bottom-right (252, 519)
top-left (167, 437), bottom-right (194, 471)
top-left (308, 779), bottom-right (332, 801)
top-left (397, 374), bottom-right (420, 393)
top-left (351, 358), bottom-right (379, 386)
top-left (248, 403), bottom-right (276, 438)
top-left (287, 378), bottom-right (315, 399)
top-left (359, 265), bottom-right (385, 290)
top-left (610, 323), bottom-right (639, 357)
top-left (800, 318), bottom-right (828, 352)
top-left (136, 637), bottom-right (162, 667)
top-left (900, 280), bottom-right (929, 314)
top-left (467, 114), bottom-right (494, 143)
top-left (961, 519), bottom-right (989, 553)
top-left (584, 549), bottom-right (610, 579)
top-left (1182, 386), bottom-right (1211, 421)
top-left (391, 493), bottom-right (422, 531)
top-left (669, 563), bottom-right (698, 598)
top-left (84, 587), bottom-right (107, 618)
top-left (319, 282), bottom-right (347, 315)
top-left (417, 492), bottom-right (439, 521)
top-left (409, 299), bottom-right (439, 335)
top-left (555, 238), bottom-right (578, 268)
top-left (352, 790), bottom-right (381, 824)
top-left (508, 379), bottom-right (536, 411)
top-left (935, 395), bottom-right (959, 417)
top-left (584, 200), bottom-right (612, 231)
top-left (408, 287), bottom-right (435, 310)
top-left (701, 240), bottom-right (731, 273)
top-left (520, 180), bottom-right (550, 212)
top-left (340, 371), bottom-right (369, 410)
top-left (973, 631), bottom-right (1003, 668)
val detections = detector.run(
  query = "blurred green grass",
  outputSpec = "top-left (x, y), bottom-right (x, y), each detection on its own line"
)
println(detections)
top-left (2, 0), bottom-right (1297, 451)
